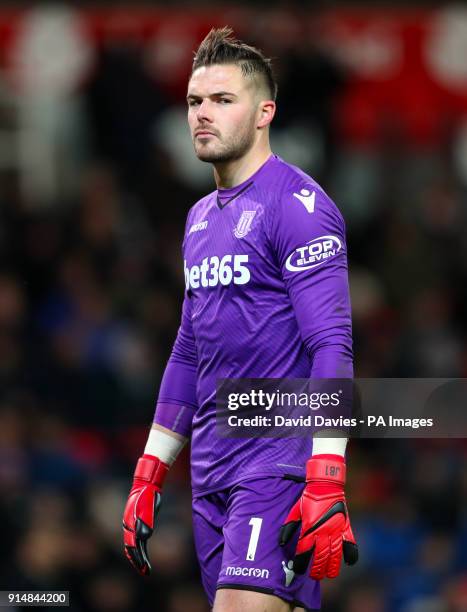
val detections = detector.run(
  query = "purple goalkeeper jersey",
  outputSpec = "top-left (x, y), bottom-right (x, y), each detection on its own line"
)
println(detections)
top-left (156, 154), bottom-right (353, 494)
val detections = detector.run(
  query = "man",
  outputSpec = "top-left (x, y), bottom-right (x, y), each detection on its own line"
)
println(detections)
top-left (123, 27), bottom-right (357, 612)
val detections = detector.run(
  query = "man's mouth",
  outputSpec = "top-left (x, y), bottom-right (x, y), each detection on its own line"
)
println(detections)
top-left (195, 130), bottom-right (216, 138)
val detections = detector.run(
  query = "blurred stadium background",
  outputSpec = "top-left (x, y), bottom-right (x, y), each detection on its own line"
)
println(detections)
top-left (0, 3), bottom-right (467, 611)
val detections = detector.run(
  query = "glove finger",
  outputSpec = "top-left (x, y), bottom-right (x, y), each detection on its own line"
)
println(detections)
top-left (123, 491), bottom-right (139, 532)
top-left (134, 491), bottom-right (162, 575)
top-left (310, 534), bottom-right (331, 581)
top-left (311, 509), bottom-right (350, 580)
top-left (292, 530), bottom-right (315, 575)
top-left (135, 518), bottom-right (153, 574)
top-left (279, 499), bottom-right (301, 546)
top-left (123, 521), bottom-right (136, 548)
top-left (343, 540), bottom-right (359, 566)
top-left (325, 535), bottom-right (343, 579)
top-left (292, 542), bottom-right (314, 575)
top-left (123, 520), bottom-right (142, 573)
top-left (279, 520), bottom-right (302, 547)
top-left (343, 520), bottom-right (358, 566)
top-left (125, 542), bottom-right (150, 576)
top-left (138, 487), bottom-right (160, 530)
top-left (123, 517), bottom-right (149, 575)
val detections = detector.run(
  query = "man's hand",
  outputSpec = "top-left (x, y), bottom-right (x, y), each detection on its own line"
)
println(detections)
top-left (279, 454), bottom-right (358, 580)
top-left (123, 454), bottom-right (169, 576)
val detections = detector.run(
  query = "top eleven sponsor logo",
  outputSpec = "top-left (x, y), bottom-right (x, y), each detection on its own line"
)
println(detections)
top-left (285, 235), bottom-right (342, 272)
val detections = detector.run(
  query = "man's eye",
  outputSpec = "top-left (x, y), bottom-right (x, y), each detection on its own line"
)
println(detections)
top-left (188, 100), bottom-right (200, 107)
top-left (219, 98), bottom-right (231, 104)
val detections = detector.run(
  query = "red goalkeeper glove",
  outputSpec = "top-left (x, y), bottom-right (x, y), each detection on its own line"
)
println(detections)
top-left (123, 454), bottom-right (169, 576)
top-left (279, 454), bottom-right (358, 580)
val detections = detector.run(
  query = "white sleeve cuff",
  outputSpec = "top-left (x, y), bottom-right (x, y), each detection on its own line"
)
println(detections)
top-left (144, 428), bottom-right (186, 465)
top-left (312, 435), bottom-right (348, 458)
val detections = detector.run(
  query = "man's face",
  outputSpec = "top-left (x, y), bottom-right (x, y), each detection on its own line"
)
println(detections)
top-left (187, 64), bottom-right (260, 163)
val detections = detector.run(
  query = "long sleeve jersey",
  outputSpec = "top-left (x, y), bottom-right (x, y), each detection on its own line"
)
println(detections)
top-left (155, 154), bottom-right (353, 494)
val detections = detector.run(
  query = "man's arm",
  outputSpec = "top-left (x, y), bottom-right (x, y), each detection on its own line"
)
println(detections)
top-left (268, 178), bottom-right (358, 579)
top-left (153, 290), bottom-right (198, 436)
top-left (123, 292), bottom-right (198, 576)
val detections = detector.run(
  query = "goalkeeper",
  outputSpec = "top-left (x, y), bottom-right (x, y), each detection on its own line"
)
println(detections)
top-left (123, 27), bottom-right (357, 612)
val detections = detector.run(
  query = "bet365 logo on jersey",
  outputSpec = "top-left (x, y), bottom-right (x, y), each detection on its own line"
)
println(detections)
top-left (286, 235), bottom-right (342, 272)
top-left (184, 255), bottom-right (250, 290)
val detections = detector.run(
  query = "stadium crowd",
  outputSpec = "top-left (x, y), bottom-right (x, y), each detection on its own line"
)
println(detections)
top-left (0, 8), bottom-right (466, 612)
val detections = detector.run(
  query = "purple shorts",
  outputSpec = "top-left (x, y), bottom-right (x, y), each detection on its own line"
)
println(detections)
top-left (192, 476), bottom-right (321, 610)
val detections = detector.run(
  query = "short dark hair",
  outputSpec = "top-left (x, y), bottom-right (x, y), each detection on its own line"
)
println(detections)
top-left (192, 27), bottom-right (278, 101)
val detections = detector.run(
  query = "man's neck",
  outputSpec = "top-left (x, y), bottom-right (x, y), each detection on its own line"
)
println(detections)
top-left (213, 145), bottom-right (272, 189)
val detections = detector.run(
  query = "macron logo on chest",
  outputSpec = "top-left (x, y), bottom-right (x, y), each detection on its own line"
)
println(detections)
top-left (189, 220), bottom-right (208, 234)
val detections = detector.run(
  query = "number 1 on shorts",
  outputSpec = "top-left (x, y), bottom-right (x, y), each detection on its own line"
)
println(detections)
top-left (246, 517), bottom-right (263, 561)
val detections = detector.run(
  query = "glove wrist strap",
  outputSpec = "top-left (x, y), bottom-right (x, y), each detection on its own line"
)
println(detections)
top-left (134, 454), bottom-right (169, 488)
top-left (306, 455), bottom-right (346, 486)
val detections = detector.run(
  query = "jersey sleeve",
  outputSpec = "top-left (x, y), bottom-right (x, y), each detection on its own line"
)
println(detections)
top-left (153, 210), bottom-right (199, 437)
top-left (268, 179), bottom-right (353, 378)
top-left (153, 292), bottom-right (198, 436)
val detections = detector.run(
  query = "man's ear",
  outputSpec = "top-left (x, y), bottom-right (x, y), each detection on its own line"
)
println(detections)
top-left (257, 100), bottom-right (276, 129)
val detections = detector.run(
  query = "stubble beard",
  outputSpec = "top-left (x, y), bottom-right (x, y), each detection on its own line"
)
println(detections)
top-left (194, 117), bottom-right (256, 164)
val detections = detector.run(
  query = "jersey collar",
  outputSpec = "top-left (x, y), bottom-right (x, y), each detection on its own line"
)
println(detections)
top-left (216, 154), bottom-right (276, 209)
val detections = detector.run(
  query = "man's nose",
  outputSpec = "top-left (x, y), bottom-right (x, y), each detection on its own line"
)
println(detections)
top-left (196, 99), bottom-right (213, 122)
